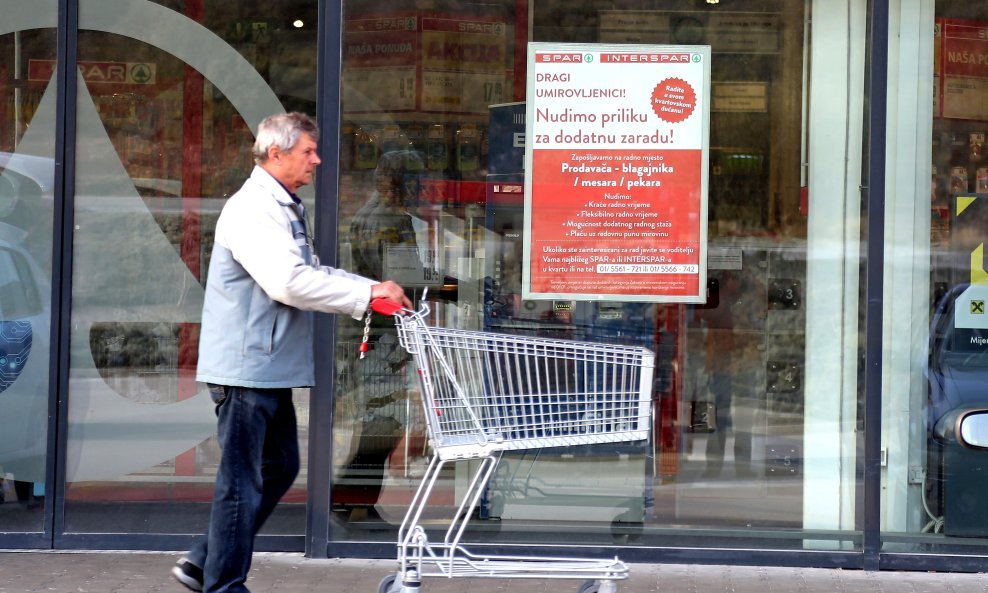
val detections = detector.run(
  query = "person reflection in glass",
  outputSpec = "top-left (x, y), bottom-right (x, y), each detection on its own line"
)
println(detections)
top-left (350, 150), bottom-right (425, 280)
top-left (700, 269), bottom-right (761, 479)
top-left (339, 150), bottom-right (426, 520)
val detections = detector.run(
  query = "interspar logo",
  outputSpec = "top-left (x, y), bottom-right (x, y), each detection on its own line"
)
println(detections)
top-left (602, 53), bottom-right (692, 63)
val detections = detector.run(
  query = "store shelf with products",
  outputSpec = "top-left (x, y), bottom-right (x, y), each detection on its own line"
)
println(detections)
top-left (554, 3), bottom-right (806, 239)
top-left (931, 14), bottom-right (988, 243)
top-left (341, 119), bottom-right (488, 180)
top-left (931, 123), bottom-right (987, 257)
top-left (933, 124), bottom-right (988, 196)
top-left (338, 115), bottom-right (492, 272)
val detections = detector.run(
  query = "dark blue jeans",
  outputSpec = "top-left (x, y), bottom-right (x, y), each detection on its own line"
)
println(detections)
top-left (186, 384), bottom-right (300, 593)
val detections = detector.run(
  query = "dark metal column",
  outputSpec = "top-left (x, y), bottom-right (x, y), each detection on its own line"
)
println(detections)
top-left (48, 0), bottom-right (78, 548)
top-left (307, 0), bottom-right (344, 559)
top-left (862, 0), bottom-right (889, 572)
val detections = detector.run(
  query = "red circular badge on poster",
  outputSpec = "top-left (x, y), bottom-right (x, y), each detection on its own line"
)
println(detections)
top-left (651, 77), bottom-right (696, 123)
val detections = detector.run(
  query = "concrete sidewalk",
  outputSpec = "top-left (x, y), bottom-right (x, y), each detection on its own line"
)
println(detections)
top-left (1, 551), bottom-right (986, 593)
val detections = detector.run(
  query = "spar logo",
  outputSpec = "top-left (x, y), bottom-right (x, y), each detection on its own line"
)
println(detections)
top-left (537, 52), bottom-right (584, 63)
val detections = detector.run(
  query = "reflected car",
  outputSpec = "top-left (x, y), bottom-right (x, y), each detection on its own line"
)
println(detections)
top-left (0, 152), bottom-right (53, 485)
top-left (0, 225), bottom-right (51, 484)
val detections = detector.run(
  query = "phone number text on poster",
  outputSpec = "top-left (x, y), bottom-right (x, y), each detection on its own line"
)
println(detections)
top-left (596, 264), bottom-right (698, 274)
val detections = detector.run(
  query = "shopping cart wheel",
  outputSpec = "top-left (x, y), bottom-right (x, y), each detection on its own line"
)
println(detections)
top-left (377, 573), bottom-right (399, 593)
top-left (578, 579), bottom-right (619, 593)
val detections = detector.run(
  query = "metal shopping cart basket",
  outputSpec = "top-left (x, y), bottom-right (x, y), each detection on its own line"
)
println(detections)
top-left (367, 297), bottom-right (654, 593)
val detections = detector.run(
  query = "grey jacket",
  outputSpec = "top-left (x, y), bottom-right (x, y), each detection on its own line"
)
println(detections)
top-left (196, 166), bottom-right (375, 388)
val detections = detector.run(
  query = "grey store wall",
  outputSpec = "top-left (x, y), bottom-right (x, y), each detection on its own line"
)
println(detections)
top-left (5, 0), bottom-right (988, 574)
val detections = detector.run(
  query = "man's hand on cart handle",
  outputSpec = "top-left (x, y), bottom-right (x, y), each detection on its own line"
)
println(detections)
top-left (360, 283), bottom-right (412, 360)
top-left (369, 298), bottom-right (406, 316)
top-left (370, 281), bottom-right (413, 311)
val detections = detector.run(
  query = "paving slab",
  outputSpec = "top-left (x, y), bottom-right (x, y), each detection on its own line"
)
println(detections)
top-left (1, 551), bottom-right (986, 593)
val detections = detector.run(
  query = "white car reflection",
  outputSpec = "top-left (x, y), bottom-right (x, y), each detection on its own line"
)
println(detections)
top-left (0, 152), bottom-right (53, 491)
top-left (0, 223), bottom-right (50, 485)
top-left (1, 154), bottom-right (218, 486)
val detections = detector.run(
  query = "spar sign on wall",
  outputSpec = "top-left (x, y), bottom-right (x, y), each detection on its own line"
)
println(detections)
top-left (523, 43), bottom-right (710, 303)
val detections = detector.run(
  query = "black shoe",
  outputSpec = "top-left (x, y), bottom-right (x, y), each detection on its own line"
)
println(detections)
top-left (171, 557), bottom-right (203, 592)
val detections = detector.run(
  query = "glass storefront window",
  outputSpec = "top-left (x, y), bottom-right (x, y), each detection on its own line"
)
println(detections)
top-left (0, 1), bottom-right (57, 531)
top-left (881, 0), bottom-right (988, 554)
top-left (16, 0), bottom-right (982, 565)
top-left (334, 0), bottom-right (867, 551)
top-left (63, 0), bottom-right (318, 535)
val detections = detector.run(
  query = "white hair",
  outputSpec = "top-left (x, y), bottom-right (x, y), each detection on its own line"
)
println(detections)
top-left (252, 112), bottom-right (319, 164)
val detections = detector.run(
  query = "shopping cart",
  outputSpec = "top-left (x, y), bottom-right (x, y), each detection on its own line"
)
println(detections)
top-left (366, 297), bottom-right (654, 593)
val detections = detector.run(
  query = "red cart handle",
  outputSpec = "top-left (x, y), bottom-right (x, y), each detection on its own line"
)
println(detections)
top-left (369, 298), bottom-right (404, 316)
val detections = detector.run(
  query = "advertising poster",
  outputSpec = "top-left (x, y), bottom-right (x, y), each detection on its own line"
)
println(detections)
top-left (523, 43), bottom-right (711, 302)
top-left (342, 13), bottom-right (419, 113)
top-left (937, 18), bottom-right (988, 121)
top-left (949, 193), bottom-right (988, 353)
top-left (342, 12), bottom-right (511, 115)
top-left (421, 16), bottom-right (509, 113)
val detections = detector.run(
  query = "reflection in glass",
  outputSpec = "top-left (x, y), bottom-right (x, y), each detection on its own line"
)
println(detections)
top-left (0, 19), bottom-right (56, 530)
top-left (336, 0), bottom-right (866, 552)
top-left (335, 151), bottom-right (430, 524)
top-left (63, 0), bottom-right (317, 536)
top-left (881, 0), bottom-right (988, 554)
